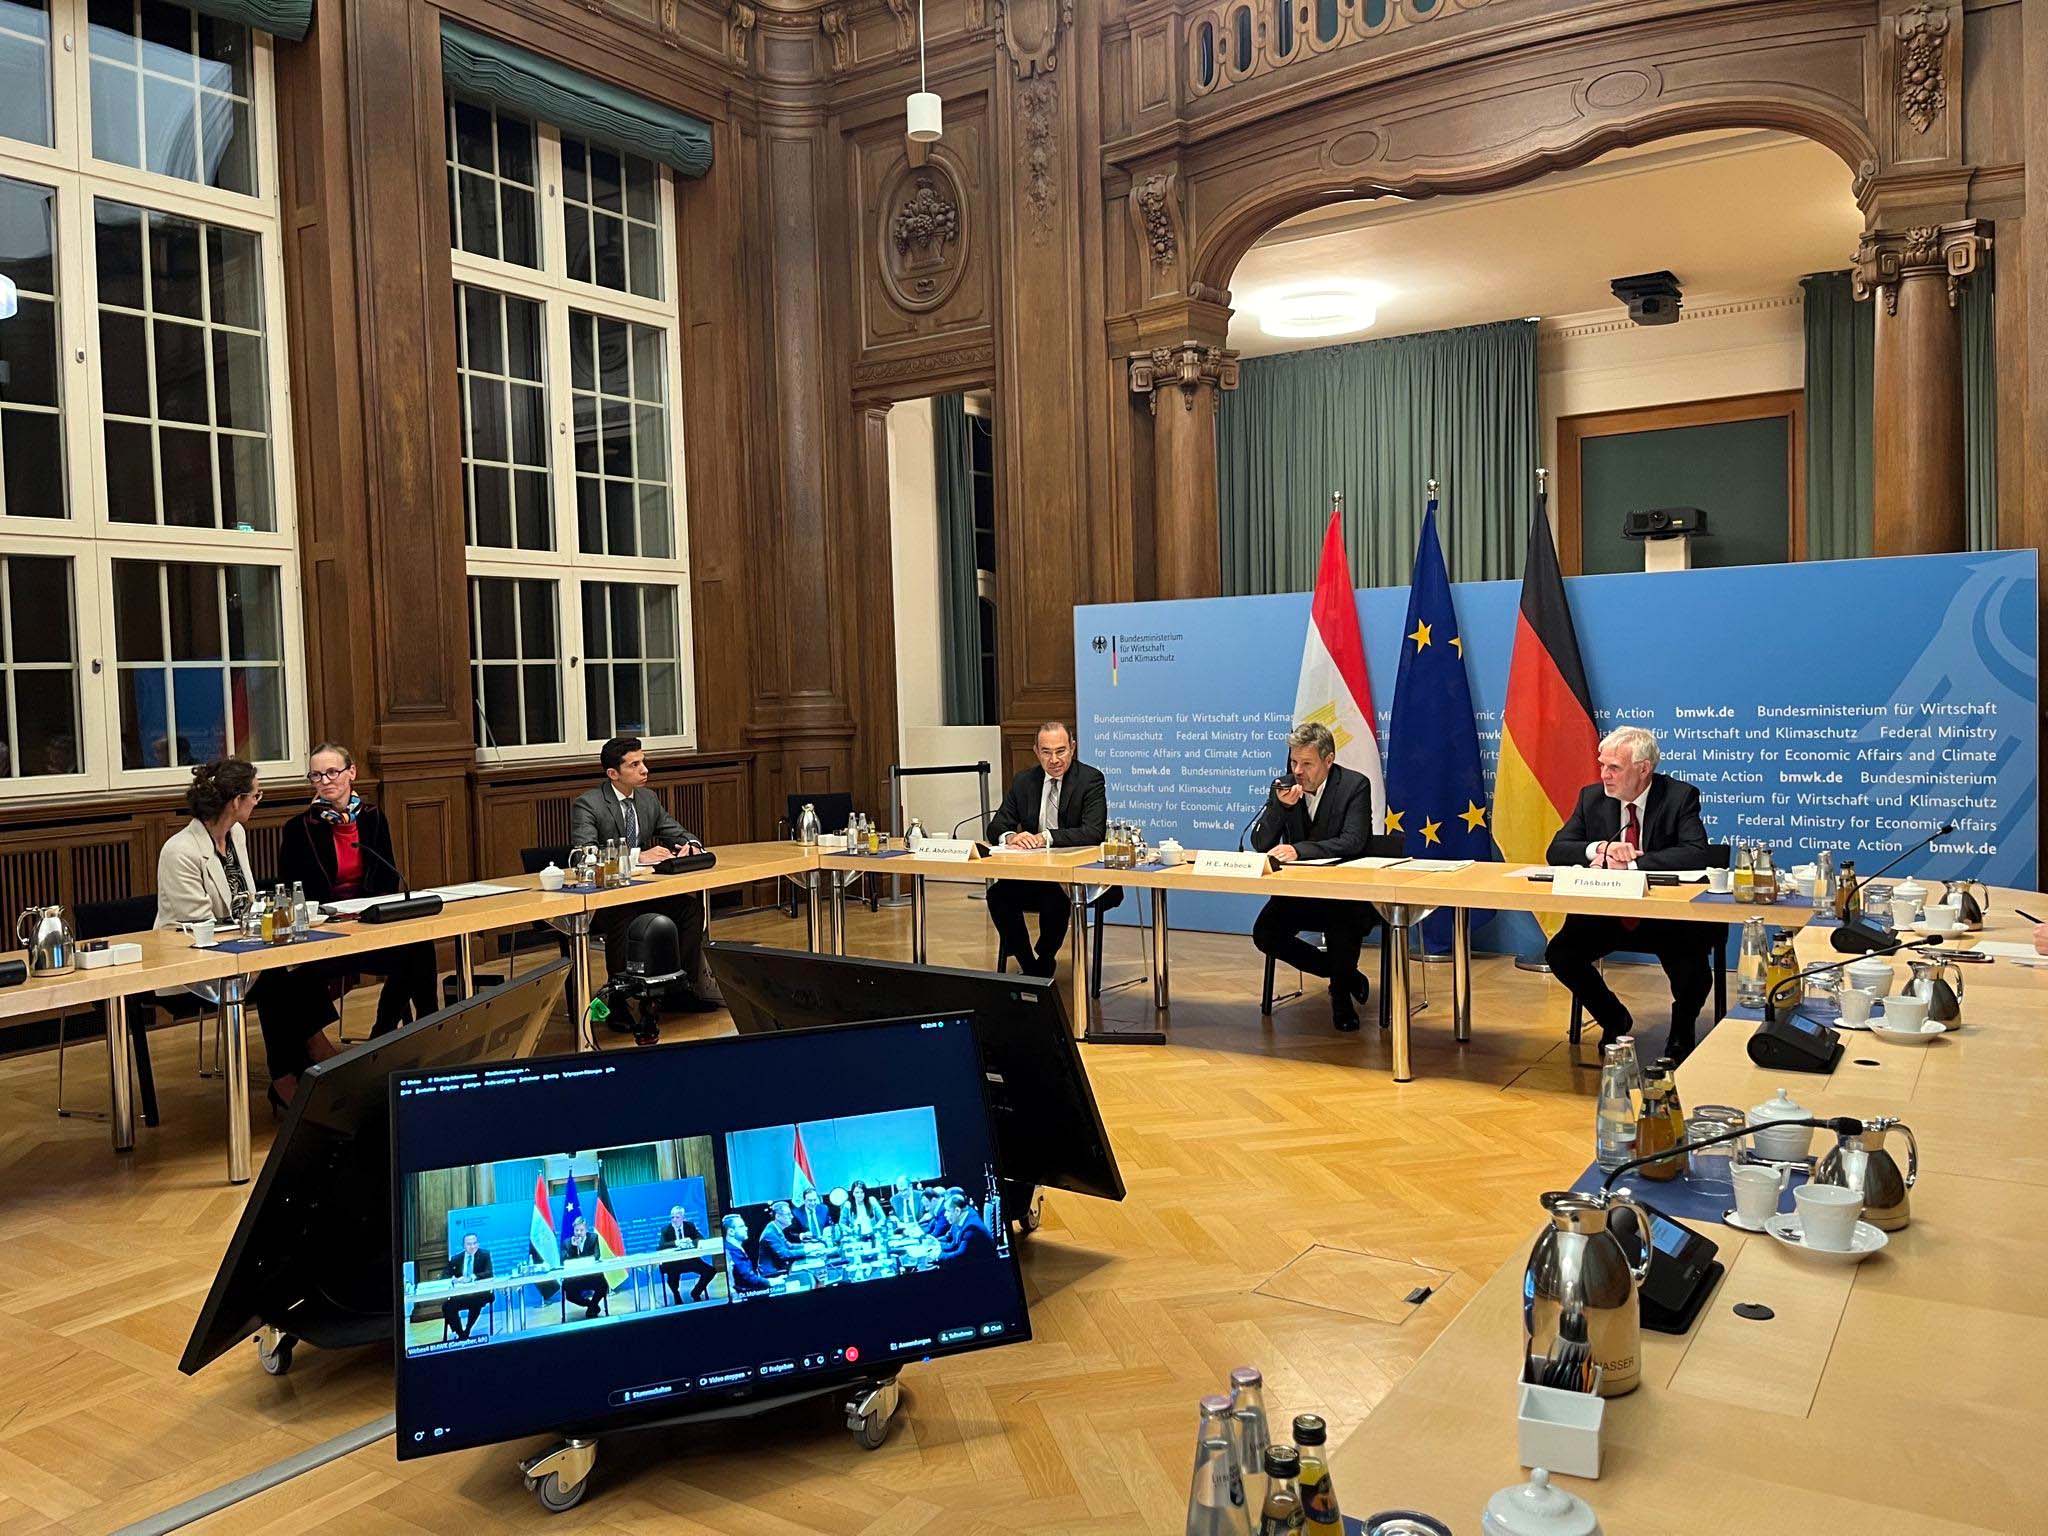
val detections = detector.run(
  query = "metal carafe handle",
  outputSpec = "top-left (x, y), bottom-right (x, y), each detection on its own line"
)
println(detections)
top-left (14, 906), bottom-right (33, 949)
top-left (1891, 1121), bottom-right (1919, 1188)
top-left (1609, 1192), bottom-right (1655, 1286)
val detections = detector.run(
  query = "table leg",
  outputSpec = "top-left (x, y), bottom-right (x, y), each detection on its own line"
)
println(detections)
top-left (911, 874), bottom-right (928, 965)
top-left (806, 871), bottom-right (823, 952)
top-left (1386, 911), bottom-right (1414, 1083)
top-left (106, 994), bottom-right (135, 1153)
top-left (558, 915), bottom-right (593, 1053)
top-left (1151, 889), bottom-right (1171, 1013)
top-left (455, 933), bottom-right (476, 999)
top-left (1067, 883), bottom-right (1092, 1040)
top-left (830, 874), bottom-right (847, 956)
top-left (1451, 906), bottom-right (1472, 1043)
top-left (223, 974), bottom-right (252, 1184)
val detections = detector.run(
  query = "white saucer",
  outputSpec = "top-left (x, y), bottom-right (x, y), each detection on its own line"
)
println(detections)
top-left (1833, 1015), bottom-right (1878, 1032)
top-left (1721, 1209), bottom-right (1770, 1233)
top-left (190, 938), bottom-right (220, 949)
top-left (1763, 1213), bottom-right (1889, 1263)
top-left (1871, 1020), bottom-right (1949, 1045)
top-left (1912, 923), bottom-right (1966, 939)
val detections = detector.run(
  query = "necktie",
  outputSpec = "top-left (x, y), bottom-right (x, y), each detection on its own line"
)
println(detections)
top-left (1620, 803), bottom-right (1641, 930)
top-left (1040, 776), bottom-right (1059, 837)
top-left (622, 795), bottom-right (639, 850)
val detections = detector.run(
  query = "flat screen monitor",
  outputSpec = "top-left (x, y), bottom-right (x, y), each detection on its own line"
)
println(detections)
top-left (707, 943), bottom-right (1125, 1204)
top-left (179, 959), bottom-right (567, 1376)
top-left (390, 1013), bottom-right (1032, 1459)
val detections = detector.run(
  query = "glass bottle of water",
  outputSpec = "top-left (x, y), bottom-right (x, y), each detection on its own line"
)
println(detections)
top-left (1187, 1397), bottom-right (1252, 1536)
top-left (1732, 841), bottom-right (1754, 904)
top-left (1752, 843), bottom-right (1778, 905)
top-left (1228, 1368), bottom-right (1269, 1480)
top-left (1736, 917), bottom-right (1768, 1008)
top-left (1814, 849), bottom-right (1836, 909)
top-left (1596, 1041), bottom-right (1640, 1171)
top-left (291, 881), bottom-right (308, 935)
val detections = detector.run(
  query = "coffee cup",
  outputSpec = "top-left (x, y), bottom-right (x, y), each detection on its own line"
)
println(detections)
top-left (1706, 867), bottom-right (1733, 893)
top-left (1838, 987), bottom-right (1876, 1025)
top-left (1732, 1165), bottom-right (1782, 1226)
top-left (191, 918), bottom-right (216, 948)
top-left (1794, 1183), bottom-right (1863, 1251)
top-left (1882, 993), bottom-right (1931, 1030)
top-left (1920, 908), bottom-right (1958, 934)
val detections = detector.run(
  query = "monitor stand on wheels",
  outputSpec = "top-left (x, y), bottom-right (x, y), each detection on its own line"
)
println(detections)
top-left (517, 1375), bottom-right (903, 1513)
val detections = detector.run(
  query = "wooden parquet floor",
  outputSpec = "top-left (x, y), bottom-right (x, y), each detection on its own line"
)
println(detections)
top-left (0, 889), bottom-right (1711, 1535)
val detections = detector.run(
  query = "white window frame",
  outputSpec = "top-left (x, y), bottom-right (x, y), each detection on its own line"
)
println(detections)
top-left (0, 2), bottom-right (303, 799)
top-left (451, 103), bottom-right (695, 765)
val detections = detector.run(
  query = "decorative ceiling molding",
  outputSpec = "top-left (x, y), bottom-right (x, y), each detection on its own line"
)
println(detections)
top-left (1537, 292), bottom-right (1802, 348)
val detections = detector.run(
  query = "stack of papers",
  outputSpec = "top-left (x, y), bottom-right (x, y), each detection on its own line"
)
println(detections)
top-left (328, 882), bottom-right (519, 915)
top-left (1341, 855), bottom-right (1413, 870)
top-left (1399, 858), bottom-right (1474, 873)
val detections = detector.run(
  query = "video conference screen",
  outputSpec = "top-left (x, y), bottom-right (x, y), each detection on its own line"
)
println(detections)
top-left (391, 1014), bottom-right (1031, 1458)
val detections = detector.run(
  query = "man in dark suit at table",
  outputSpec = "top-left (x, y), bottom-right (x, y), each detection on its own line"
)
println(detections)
top-left (759, 1201), bottom-right (803, 1273)
top-left (723, 1214), bottom-right (772, 1295)
top-left (658, 1204), bottom-right (714, 1305)
top-left (984, 721), bottom-right (1113, 977)
top-left (569, 735), bottom-right (722, 1011)
top-left (1248, 721), bottom-right (1379, 1031)
top-left (441, 1231), bottom-right (494, 1340)
top-left (936, 1191), bottom-right (996, 1264)
top-left (560, 1216), bottom-right (610, 1319)
top-left (1544, 726), bottom-right (1715, 1059)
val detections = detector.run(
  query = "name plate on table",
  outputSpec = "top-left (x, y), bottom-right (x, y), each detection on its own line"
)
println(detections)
top-left (1192, 850), bottom-right (1273, 879)
top-left (908, 837), bottom-right (977, 862)
top-left (1553, 867), bottom-right (1648, 900)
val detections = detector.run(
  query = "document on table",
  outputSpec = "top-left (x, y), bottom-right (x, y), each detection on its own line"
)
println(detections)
top-left (328, 881), bottom-right (521, 915)
top-left (1341, 855), bottom-right (1412, 869)
top-left (982, 844), bottom-right (1046, 856)
top-left (1972, 940), bottom-right (2048, 960)
top-left (1511, 865), bottom-right (1555, 879)
top-left (1660, 869), bottom-right (1714, 884)
top-left (1398, 858), bottom-right (1474, 873)
top-left (1289, 857), bottom-right (1342, 866)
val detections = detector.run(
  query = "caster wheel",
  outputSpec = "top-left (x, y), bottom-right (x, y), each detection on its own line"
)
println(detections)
top-left (258, 1336), bottom-right (294, 1376)
top-left (530, 1472), bottom-right (587, 1512)
top-left (853, 1412), bottom-right (890, 1451)
top-left (1021, 1189), bottom-right (1045, 1234)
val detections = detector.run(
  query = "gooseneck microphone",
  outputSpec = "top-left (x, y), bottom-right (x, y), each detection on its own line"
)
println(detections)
top-left (355, 834), bottom-right (445, 925)
top-left (1766, 933), bottom-right (1939, 1023)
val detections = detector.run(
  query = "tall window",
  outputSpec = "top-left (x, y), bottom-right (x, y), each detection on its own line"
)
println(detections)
top-left (448, 96), bottom-right (693, 759)
top-left (0, 0), bottom-right (298, 792)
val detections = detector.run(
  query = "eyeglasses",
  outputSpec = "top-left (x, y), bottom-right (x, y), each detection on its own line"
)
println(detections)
top-left (307, 767), bottom-right (350, 783)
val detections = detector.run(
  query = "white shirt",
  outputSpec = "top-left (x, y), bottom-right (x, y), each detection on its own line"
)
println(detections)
top-left (1588, 786), bottom-right (1652, 868)
top-left (1303, 781), bottom-right (1325, 825)
top-left (1006, 773), bottom-right (1062, 845)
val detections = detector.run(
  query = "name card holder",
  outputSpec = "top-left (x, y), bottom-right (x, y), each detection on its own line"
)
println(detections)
top-left (909, 837), bottom-right (978, 863)
top-left (1553, 867), bottom-right (1649, 900)
top-left (1193, 849), bottom-right (1274, 879)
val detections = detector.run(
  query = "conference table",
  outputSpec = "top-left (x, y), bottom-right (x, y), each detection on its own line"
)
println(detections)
top-left (816, 845), bottom-right (1805, 1079)
top-left (408, 1238), bottom-right (725, 1335)
top-left (1323, 892), bottom-right (2048, 1532)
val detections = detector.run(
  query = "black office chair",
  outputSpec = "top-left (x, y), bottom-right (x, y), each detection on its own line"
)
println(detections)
top-left (56, 896), bottom-right (172, 1129)
top-left (1257, 834), bottom-right (1408, 1028)
top-left (776, 794), bottom-right (879, 917)
top-left (1567, 842), bottom-right (1732, 1046)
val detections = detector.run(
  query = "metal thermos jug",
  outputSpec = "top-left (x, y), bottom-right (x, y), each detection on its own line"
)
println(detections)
top-left (16, 905), bottom-right (75, 977)
top-left (1813, 1117), bottom-right (1918, 1231)
top-left (1525, 1190), bottom-right (1654, 1397)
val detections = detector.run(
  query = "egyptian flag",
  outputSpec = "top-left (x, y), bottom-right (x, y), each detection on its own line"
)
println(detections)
top-left (592, 1165), bottom-right (630, 1289)
top-left (1495, 485), bottom-right (1598, 939)
top-left (790, 1125), bottom-right (816, 1205)
top-left (1291, 503), bottom-right (1385, 835)
top-left (527, 1171), bottom-right (561, 1301)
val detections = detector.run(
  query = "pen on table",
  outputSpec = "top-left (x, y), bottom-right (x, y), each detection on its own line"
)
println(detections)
top-left (2016, 908), bottom-right (2042, 925)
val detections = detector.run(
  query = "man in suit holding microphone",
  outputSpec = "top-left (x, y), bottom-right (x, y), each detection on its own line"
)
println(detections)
top-left (1248, 721), bottom-right (1378, 1031)
top-left (984, 721), bottom-right (1111, 976)
top-left (569, 735), bottom-right (721, 1010)
top-left (1544, 726), bottom-right (1714, 1058)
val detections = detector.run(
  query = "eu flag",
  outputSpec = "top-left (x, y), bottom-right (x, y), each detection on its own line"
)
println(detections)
top-left (1385, 495), bottom-right (1492, 951)
top-left (559, 1170), bottom-right (586, 1249)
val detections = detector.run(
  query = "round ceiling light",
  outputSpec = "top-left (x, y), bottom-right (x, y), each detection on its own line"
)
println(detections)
top-left (1255, 281), bottom-right (1385, 339)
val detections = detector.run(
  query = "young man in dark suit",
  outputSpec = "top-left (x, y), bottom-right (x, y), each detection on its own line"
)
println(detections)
top-left (657, 1204), bottom-right (714, 1304)
top-left (568, 735), bottom-right (721, 1010)
top-left (440, 1231), bottom-right (494, 1340)
top-left (560, 1217), bottom-right (609, 1318)
top-left (1544, 726), bottom-right (1716, 1058)
top-left (935, 1192), bottom-right (997, 1264)
top-left (983, 721), bottom-right (1113, 977)
top-left (1249, 721), bottom-right (1380, 1031)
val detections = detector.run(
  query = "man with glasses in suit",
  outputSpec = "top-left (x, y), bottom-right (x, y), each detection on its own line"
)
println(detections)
top-left (1249, 721), bottom-right (1379, 1032)
top-left (569, 735), bottom-right (722, 1011)
top-left (984, 721), bottom-right (1111, 977)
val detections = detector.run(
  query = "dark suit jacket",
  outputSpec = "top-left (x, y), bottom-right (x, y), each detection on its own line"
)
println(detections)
top-left (1546, 774), bottom-right (1709, 872)
top-left (986, 761), bottom-right (1108, 847)
top-left (1249, 761), bottom-right (1373, 863)
top-left (758, 1221), bottom-right (800, 1274)
top-left (659, 1220), bottom-right (702, 1251)
top-left (445, 1247), bottom-right (493, 1283)
top-left (938, 1210), bottom-right (996, 1263)
top-left (569, 783), bottom-right (695, 853)
top-left (280, 803), bottom-right (405, 901)
top-left (562, 1232), bottom-right (600, 1262)
top-left (727, 1238), bottom-right (771, 1293)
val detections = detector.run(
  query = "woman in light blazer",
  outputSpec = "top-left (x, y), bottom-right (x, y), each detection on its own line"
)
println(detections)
top-left (155, 758), bottom-right (337, 1109)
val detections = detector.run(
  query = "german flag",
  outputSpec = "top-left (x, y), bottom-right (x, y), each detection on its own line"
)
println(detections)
top-left (1494, 487), bottom-right (1598, 939)
top-left (592, 1165), bottom-right (630, 1290)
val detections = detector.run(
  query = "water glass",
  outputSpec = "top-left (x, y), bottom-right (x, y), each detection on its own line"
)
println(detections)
top-left (1686, 1106), bottom-right (1747, 1195)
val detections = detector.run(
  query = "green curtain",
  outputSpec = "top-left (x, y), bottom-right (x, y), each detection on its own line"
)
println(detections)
top-left (932, 395), bottom-right (983, 727)
top-left (191, 0), bottom-right (311, 41)
top-left (1962, 266), bottom-right (1997, 551)
top-left (1801, 272), bottom-right (1874, 561)
top-left (1216, 318), bottom-right (1537, 593)
top-left (1802, 266), bottom-right (1997, 557)
top-left (440, 22), bottom-right (713, 179)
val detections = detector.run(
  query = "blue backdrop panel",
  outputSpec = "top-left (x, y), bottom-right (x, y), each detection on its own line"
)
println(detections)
top-left (1076, 551), bottom-right (2037, 949)
top-left (725, 1107), bottom-right (942, 1207)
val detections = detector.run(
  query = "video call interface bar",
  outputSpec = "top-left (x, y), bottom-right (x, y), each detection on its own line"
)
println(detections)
top-left (392, 1019), bottom-right (1032, 1457)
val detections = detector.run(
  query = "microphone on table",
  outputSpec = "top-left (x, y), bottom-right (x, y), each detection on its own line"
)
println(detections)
top-left (1599, 1115), bottom-right (1870, 1191)
top-left (356, 837), bottom-right (445, 925)
top-left (1766, 932), bottom-right (1940, 1024)
top-left (1831, 820), bottom-right (1956, 945)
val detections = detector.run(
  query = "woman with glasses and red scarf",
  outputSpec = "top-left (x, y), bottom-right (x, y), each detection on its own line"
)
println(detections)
top-left (279, 742), bottom-right (442, 1035)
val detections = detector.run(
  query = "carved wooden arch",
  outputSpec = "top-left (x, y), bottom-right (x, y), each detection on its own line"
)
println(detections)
top-left (1188, 96), bottom-right (1880, 297)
